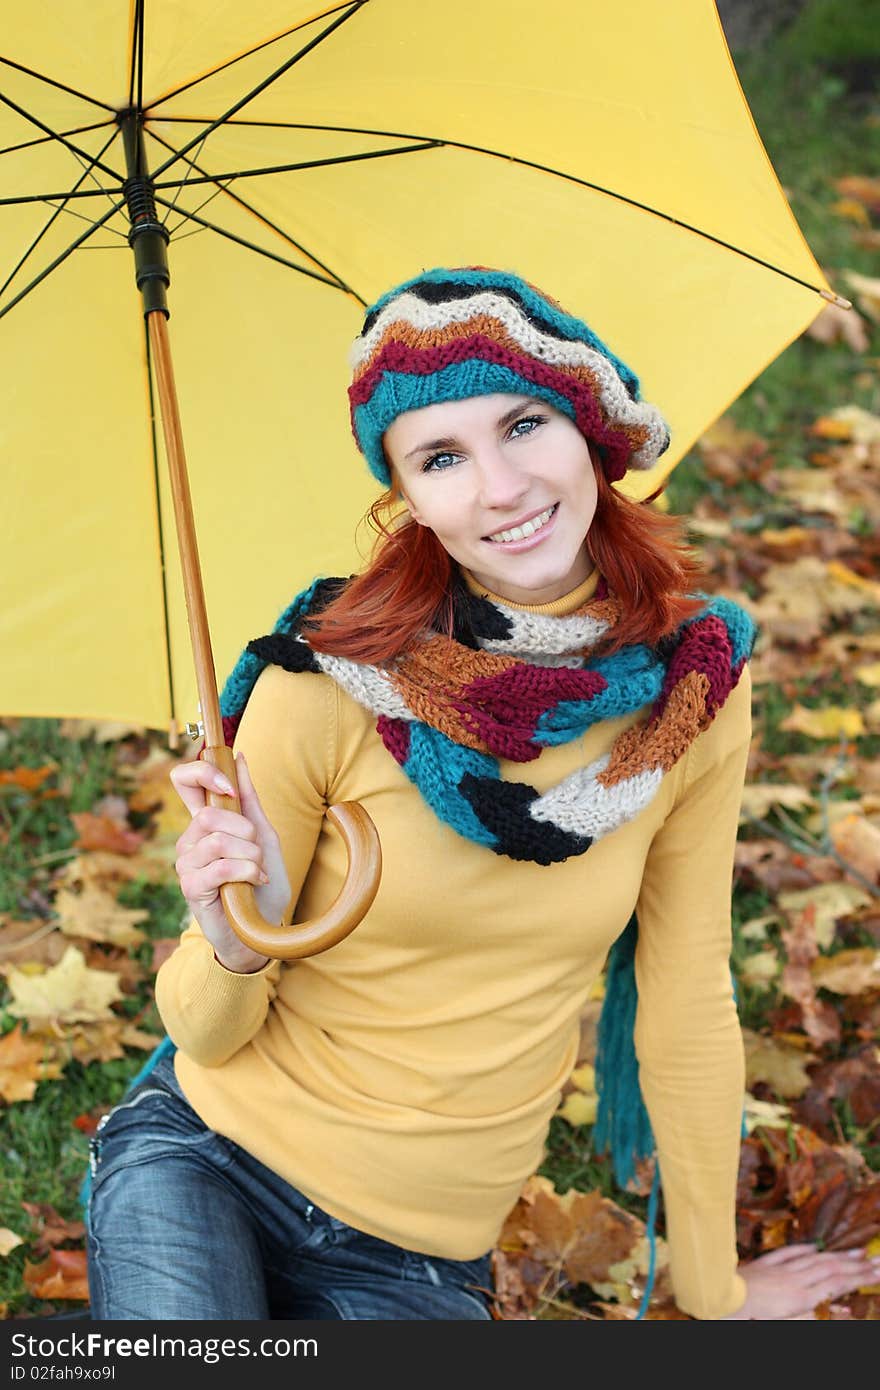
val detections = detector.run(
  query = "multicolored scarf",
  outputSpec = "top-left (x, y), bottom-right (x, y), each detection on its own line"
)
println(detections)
top-left (221, 574), bottom-right (756, 867)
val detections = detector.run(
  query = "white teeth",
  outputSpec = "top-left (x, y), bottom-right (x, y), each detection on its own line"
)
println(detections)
top-left (488, 505), bottom-right (555, 544)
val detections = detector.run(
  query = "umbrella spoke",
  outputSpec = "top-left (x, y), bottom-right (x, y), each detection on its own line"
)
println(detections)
top-left (0, 89), bottom-right (124, 188)
top-left (0, 119), bottom-right (116, 158)
top-left (147, 126), bottom-right (356, 293)
top-left (1, 128), bottom-right (125, 299)
top-left (148, 1), bottom-right (367, 182)
top-left (147, 1), bottom-right (365, 114)
top-left (151, 140), bottom-right (442, 190)
top-left (0, 197), bottom-right (126, 318)
top-left (0, 54), bottom-right (116, 113)
top-left (150, 192), bottom-right (352, 292)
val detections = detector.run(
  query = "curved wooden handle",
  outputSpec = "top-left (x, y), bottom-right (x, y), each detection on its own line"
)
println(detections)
top-left (202, 745), bottom-right (382, 960)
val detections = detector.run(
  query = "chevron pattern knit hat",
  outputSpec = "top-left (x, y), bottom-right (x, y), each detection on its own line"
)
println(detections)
top-left (348, 266), bottom-right (671, 487)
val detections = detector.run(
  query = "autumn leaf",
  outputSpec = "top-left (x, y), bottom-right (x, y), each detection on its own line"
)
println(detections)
top-left (502, 1176), bottom-right (642, 1290)
top-left (5, 945), bottom-right (123, 1024)
top-left (54, 883), bottom-right (148, 950)
top-left (842, 269), bottom-right (880, 321)
top-left (806, 301), bottom-right (870, 353)
top-left (23, 1248), bottom-right (89, 1302)
top-left (834, 175), bottom-right (880, 214)
top-left (0, 766), bottom-right (56, 792)
top-left (777, 883), bottom-right (873, 951)
top-left (811, 949), bottom-right (880, 996)
top-left (0, 1023), bottom-right (65, 1103)
top-left (739, 784), bottom-right (815, 820)
top-left (830, 815), bottom-right (880, 884)
top-left (71, 811), bottom-right (145, 856)
top-left (58, 719), bottom-right (145, 743)
top-left (739, 949), bottom-right (780, 987)
top-left (779, 705), bottom-right (865, 740)
top-left (781, 903), bottom-right (841, 1046)
top-left (743, 1094), bottom-right (791, 1134)
top-left (20, 1202), bottom-right (86, 1258)
top-left (0, 919), bottom-right (67, 970)
top-left (0, 1229), bottom-right (24, 1257)
top-left (742, 1029), bottom-right (816, 1100)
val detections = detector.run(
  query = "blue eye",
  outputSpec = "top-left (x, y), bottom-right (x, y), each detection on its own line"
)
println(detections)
top-left (510, 414), bottom-right (546, 436)
top-left (421, 451), bottom-right (459, 473)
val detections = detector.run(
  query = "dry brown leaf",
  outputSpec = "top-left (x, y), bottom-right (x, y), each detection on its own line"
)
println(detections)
top-left (742, 1029), bottom-right (817, 1100)
top-left (830, 815), bottom-right (880, 884)
top-left (842, 269), bottom-right (880, 321)
top-left (54, 883), bottom-right (148, 950)
top-left (0, 920), bottom-right (66, 969)
top-left (20, 1202), bottom-right (86, 1257)
top-left (58, 719), bottom-right (145, 743)
top-left (5, 945), bottom-right (123, 1024)
top-left (739, 949), bottom-right (780, 987)
top-left (23, 1249), bottom-right (89, 1302)
top-left (834, 176), bottom-right (880, 214)
top-left (0, 1023), bottom-right (65, 1103)
top-left (70, 811), bottom-right (145, 856)
top-left (739, 784), bottom-right (815, 820)
top-left (811, 949), bottom-right (880, 996)
top-left (500, 1175), bottom-right (642, 1289)
top-left (56, 850), bottom-right (165, 892)
top-left (780, 904), bottom-right (840, 1047)
top-left (777, 884), bottom-right (873, 951)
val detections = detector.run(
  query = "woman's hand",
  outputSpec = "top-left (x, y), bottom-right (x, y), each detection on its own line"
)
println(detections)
top-left (725, 1243), bottom-right (880, 1319)
top-left (170, 751), bottom-right (291, 973)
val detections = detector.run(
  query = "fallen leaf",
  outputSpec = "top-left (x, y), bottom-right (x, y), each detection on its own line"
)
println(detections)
top-left (739, 784), bottom-right (815, 820)
top-left (857, 664), bottom-right (880, 687)
top-left (742, 1029), bottom-right (817, 1099)
top-left (834, 176), bottom-right (880, 215)
top-left (781, 904), bottom-right (841, 1046)
top-left (5, 945), bottom-right (123, 1023)
top-left (500, 1175), bottom-right (642, 1289)
top-left (557, 1092), bottom-right (597, 1126)
top-left (70, 812), bottom-right (145, 856)
top-left (0, 766), bottom-right (56, 792)
top-left (743, 1094), bottom-right (791, 1133)
top-left (0, 1229), bottom-right (24, 1257)
top-left (842, 269), bottom-right (880, 321)
top-left (23, 1249), bottom-right (89, 1302)
top-left (54, 883), bottom-right (148, 950)
top-left (777, 883), bottom-right (873, 951)
top-left (58, 719), bottom-right (145, 743)
top-left (811, 949), bottom-right (880, 995)
top-left (20, 1202), bottom-right (86, 1257)
top-left (0, 1023), bottom-right (65, 1103)
top-left (830, 815), bottom-right (880, 884)
top-left (806, 301), bottom-right (870, 352)
top-left (831, 197), bottom-right (871, 226)
top-left (779, 705), bottom-right (865, 740)
top-left (739, 949), bottom-right (780, 987)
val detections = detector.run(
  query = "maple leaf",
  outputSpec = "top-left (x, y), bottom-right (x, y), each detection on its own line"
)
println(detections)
top-left (23, 1249), bottom-right (89, 1302)
top-left (0, 919), bottom-right (67, 970)
top-left (779, 704), bottom-right (865, 741)
top-left (811, 949), bottom-right (880, 996)
top-left (5, 945), bottom-right (123, 1024)
top-left (0, 1023), bottom-right (65, 1103)
top-left (58, 718), bottom-right (145, 743)
top-left (56, 850), bottom-right (165, 893)
top-left (739, 783), bottom-right (815, 820)
top-left (780, 904), bottom-right (841, 1046)
top-left (71, 811), bottom-right (144, 856)
top-left (742, 1029), bottom-right (817, 1100)
top-left (0, 766), bottom-right (56, 792)
top-left (739, 949), bottom-right (780, 988)
top-left (778, 883), bottom-right (873, 951)
top-left (20, 1202), bottom-right (86, 1258)
top-left (794, 1048), bottom-right (880, 1142)
top-left (54, 883), bottom-right (148, 950)
top-left (503, 1175), bottom-right (642, 1289)
top-left (830, 815), bottom-right (880, 885)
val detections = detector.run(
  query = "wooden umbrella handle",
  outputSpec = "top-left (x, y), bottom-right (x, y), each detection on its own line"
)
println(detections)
top-left (203, 744), bottom-right (382, 959)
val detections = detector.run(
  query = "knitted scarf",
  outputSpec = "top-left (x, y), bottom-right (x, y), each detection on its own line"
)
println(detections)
top-left (221, 574), bottom-right (756, 868)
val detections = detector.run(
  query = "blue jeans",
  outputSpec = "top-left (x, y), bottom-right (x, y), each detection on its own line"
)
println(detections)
top-left (85, 1054), bottom-right (493, 1321)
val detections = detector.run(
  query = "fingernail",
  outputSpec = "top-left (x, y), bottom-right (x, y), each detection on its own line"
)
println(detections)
top-left (215, 777), bottom-right (234, 795)
top-left (259, 871), bottom-right (269, 884)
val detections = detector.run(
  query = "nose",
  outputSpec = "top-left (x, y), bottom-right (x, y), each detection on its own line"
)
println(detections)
top-left (475, 443), bottom-right (530, 511)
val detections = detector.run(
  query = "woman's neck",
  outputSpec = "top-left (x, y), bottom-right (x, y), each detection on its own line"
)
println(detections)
top-left (459, 566), bottom-right (600, 617)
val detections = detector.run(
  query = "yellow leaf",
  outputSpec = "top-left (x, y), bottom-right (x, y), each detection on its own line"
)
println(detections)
top-left (743, 1093), bottom-right (791, 1134)
top-left (739, 783), bottom-right (815, 820)
top-left (0, 1022), bottom-right (66, 1103)
top-left (740, 914), bottom-right (781, 942)
top-left (742, 1030), bottom-right (816, 1100)
top-left (826, 560), bottom-right (880, 602)
top-left (811, 948), bottom-right (880, 995)
top-left (557, 1092), bottom-right (598, 1127)
top-left (830, 814), bottom-right (880, 882)
top-left (777, 883), bottom-right (872, 950)
top-left (54, 884), bottom-right (148, 950)
top-left (569, 1063), bottom-right (596, 1093)
top-left (0, 1229), bottom-right (24, 1258)
top-left (5, 946), bottom-right (123, 1023)
top-left (842, 268), bottom-right (880, 321)
top-left (831, 198), bottom-right (871, 226)
top-left (812, 405), bottom-right (880, 446)
top-left (778, 705), bottom-right (865, 740)
top-left (739, 950), bottom-right (780, 987)
top-left (856, 663), bottom-right (880, 687)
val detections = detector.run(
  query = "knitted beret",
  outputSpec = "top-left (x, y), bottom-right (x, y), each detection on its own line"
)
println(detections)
top-left (348, 266), bottom-right (670, 487)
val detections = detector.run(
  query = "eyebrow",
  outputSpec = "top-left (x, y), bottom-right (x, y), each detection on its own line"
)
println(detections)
top-left (403, 398), bottom-right (545, 461)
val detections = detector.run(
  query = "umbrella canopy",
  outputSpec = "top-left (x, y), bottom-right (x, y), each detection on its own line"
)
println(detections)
top-left (1, 0), bottom-right (833, 732)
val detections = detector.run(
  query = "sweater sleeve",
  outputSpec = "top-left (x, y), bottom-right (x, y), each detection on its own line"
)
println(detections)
top-left (155, 665), bottom-right (335, 1067)
top-left (633, 664), bottom-right (752, 1319)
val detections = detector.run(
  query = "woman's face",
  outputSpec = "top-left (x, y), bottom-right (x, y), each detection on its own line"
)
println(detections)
top-left (384, 393), bottom-right (597, 606)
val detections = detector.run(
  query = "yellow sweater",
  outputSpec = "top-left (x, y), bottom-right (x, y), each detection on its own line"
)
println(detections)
top-left (155, 572), bottom-right (750, 1319)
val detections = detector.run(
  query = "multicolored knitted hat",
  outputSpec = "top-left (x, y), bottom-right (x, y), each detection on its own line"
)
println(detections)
top-left (348, 266), bottom-right (671, 487)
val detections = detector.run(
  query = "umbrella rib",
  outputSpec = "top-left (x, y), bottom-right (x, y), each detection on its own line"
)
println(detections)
top-left (146, 2), bottom-right (365, 113)
top-left (127, 0), bottom-right (142, 112)
top-left (0, 89), bottom-right (125, 188)
top-left (0, 55), bottom-right (117, 113)
top-left (0, 198), bottom-right (126, 319)
top-left (151, 192), bottom-right (355, 294)
top-left (151, 140), bottom-right (441, 190)
top-left (1, 128), bottom-right (125, 299)
top-left (0, 119), bottom-right (116, 158)
top-left (148, 2), bottom-right (366, 182)
top-left (147, 127), bottom-right (355, 292)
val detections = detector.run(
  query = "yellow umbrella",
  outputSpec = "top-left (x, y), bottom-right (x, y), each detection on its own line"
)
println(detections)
top-left (0, 1), bottom-right (838, 950)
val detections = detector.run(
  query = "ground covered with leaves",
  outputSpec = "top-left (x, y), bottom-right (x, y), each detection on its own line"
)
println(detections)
top-left (1, 48), bottom-right (879, 1321)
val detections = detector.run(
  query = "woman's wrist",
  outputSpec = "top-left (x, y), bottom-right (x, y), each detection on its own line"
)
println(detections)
top-left (212, 946), bottom-right (271, 974)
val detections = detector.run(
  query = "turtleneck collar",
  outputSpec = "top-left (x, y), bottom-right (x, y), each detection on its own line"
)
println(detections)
top-left (459, 565), bottom-right (600, 617)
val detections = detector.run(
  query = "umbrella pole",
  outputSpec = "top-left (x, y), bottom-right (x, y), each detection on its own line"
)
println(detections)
top-left (145, 308), bottom-right (381, 959)
top-left (117, 114), bottom-right (380, 959)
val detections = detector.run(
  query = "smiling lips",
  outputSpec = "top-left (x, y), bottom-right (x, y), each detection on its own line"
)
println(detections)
top-left (485, 503), bottom-right (558, 545)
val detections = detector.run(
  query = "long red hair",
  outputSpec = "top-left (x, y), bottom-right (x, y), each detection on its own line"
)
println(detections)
top-left (305, 454), bottom-right (705, 662)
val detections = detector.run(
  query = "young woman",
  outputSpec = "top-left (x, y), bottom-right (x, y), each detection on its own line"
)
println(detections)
top-left (85, 267), bottom-right (880, 1321)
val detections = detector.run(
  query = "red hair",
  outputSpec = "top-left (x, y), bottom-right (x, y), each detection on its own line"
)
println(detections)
top-left (306, 456), bottom-right (705, 663)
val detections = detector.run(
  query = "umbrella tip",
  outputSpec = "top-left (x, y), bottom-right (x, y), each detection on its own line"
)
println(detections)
top-left (820, 288), bottom-right (853, 311)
